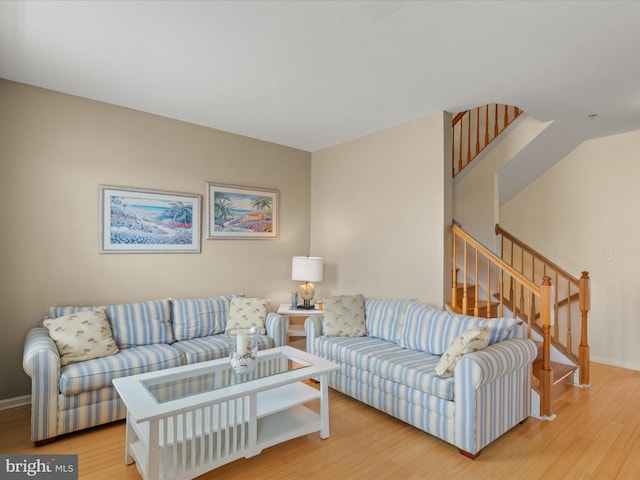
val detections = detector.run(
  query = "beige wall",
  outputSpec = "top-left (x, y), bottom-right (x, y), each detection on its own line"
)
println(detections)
top-left (501, 129), bottom-right (640, 370)
top-left (0, 80), bottom-right (311, 399)
top-left (310, 113), bottom-right (452, 305)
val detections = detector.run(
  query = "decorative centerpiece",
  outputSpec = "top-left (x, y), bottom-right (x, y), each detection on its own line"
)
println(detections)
top-left (226, 327), bottom-right (258, 378)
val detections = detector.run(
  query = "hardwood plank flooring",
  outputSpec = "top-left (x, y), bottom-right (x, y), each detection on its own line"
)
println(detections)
top-left (2, 362), bottom-right (640, 479)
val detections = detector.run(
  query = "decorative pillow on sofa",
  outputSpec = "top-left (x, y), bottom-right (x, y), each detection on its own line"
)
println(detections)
top-left (43, 308), bottom-right (119, 366)
top-left (226, 297), bottom-right (269, 334)
top-left (322, 294), bottom-right (366, 337)
top-left (399, 302), bottom-right (518, 355)
top-left (434, 325), bottom-right (490, 377)
top-left (48, 299), bottom-right (174, 348)
top-left (171, 294), bottom-right (239, 341)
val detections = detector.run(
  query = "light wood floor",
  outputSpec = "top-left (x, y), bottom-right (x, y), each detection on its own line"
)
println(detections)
top-left (2, 361), bottom-right (640, 479)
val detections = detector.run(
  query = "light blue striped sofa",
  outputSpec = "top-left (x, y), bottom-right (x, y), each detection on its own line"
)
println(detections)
top-left (22, 294), bottom-right (287, 444)
top-left (305, 298), bottom-right (537, 458)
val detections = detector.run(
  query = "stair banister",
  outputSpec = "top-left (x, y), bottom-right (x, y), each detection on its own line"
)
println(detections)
top-left (452, 104), bottom-right (523, 177)
top-left (452, 224), bottom-right (555, 416)
top-left (495, 224), bottom-right (578, 282)
top-left (495, 224), bottom-right (590, 385)
top-left (453, 226), bottom-right (540, 292)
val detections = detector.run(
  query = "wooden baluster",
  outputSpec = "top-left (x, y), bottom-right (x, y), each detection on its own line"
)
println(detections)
top-left (452, 231), bottom-right (458, 308)
top-left (503, 104), bottom-right (508, 130)
top-left (540, 276), bottom-right (553, 417)
top-left (566, 278), bottom-right (572, 353)
top-left (579, 271), bottom-right (590, 385)
top-left (475, 106), bottom-right (481, 155)
top-left (486, 257), bottom-right (492, 318)
top-left (462, 242), bottom-right (468, 314)
top-left (474, 249), bottom-right (479, 316)
top-left (466, 113), bottom-right (471, 166)
top-left (498, 269), bottom-right (504, 317)
top-left (508, 237), bottom-right (514, 304)
top-left (494, 104), bottom-right (499, 137)
top-left (484, 105), bottom-right (489, 145)
top-left (519, 275), bottom-right (525, 317)
top-left (458, 115), bottom-right (463, 174)
top-left (528, 290), bottom-right (535, 336)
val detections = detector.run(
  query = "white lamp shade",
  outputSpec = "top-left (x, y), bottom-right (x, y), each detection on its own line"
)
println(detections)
top-left (292, 256), bottom-right (323, 282)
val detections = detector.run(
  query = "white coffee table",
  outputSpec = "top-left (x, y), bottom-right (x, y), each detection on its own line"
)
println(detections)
top-left (113, 346), bottom-right (339, 480)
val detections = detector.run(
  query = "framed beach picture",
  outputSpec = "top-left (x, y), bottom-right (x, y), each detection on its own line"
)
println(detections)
top-left (206, 183), bottom-right (279, 240)
top-left (99, 185), bottom-right (201, 253)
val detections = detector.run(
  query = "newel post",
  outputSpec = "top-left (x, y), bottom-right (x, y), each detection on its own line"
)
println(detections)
top-left (579, 271), bottom-right (590, 385)
top-left (540, 276), bottom-right (553, 418)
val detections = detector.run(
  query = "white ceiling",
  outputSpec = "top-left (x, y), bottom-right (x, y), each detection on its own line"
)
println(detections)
top-left (2, 0), bottom-right (640, 152)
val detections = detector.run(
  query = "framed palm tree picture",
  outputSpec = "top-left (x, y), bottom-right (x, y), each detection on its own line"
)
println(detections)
top-left (206, 182), bottom-right (279, 240)
top-left (99, 185), bottom-right (201, 253)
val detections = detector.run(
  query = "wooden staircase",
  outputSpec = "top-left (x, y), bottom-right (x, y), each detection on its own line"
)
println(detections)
top-left (449, 225), bottom-right (590, 418)
top-left (449, 282), bottom-right (578, 403)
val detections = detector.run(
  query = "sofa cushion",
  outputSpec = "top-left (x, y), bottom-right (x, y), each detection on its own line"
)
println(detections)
top-left (171, 294), bottom-right (238, 341)
top-left (43, 308), bottom-right (119, 366)
top-left (434, 326), bottom-right (490, 377)
top-left (49, 299), bottom-right (174, 348)
top-left (226, 297), bottom-right (269, 334)
top-left (59, 343), bottom-right (184, 396)
top-left (314, 336), bottom-right (454, 401)
top-left (313, 336), bottom-right (399, 371)
top-left (172, 333), bottom-right (274, 364)
top-left (322, 294), bottom-right (366, 337)
top-left (398, 303), bottom-right (518, 355)
top-left (365, 298), bottom-right (411, 343)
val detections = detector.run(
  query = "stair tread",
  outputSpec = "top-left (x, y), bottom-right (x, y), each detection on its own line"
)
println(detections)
top-left (532, 361), bottom-right (576, 385)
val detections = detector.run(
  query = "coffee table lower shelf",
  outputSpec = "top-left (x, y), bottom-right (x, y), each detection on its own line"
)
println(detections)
top-left (126, 382), bottom-right (324, 480)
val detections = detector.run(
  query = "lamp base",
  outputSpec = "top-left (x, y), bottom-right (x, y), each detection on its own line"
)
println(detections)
top-left (296, 304), bottom-right (316, 310)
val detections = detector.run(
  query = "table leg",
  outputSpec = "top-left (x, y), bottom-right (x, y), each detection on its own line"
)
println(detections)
top-left (124, 412), bottom-right (134, 465)
top-left (319, 374), bottom-right (330, 439)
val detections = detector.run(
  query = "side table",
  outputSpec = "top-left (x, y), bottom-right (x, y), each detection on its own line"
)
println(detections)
top-left (277, 304), bottom-right (324, 349)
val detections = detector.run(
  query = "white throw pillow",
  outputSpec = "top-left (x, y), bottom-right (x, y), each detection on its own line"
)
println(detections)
top-left (434, 326), bottom-right (490, 377)
top-left (226, 297), bottom-right (269, 334)
top-left (43, 308), bottom-right (119, 366)
top-left (322, 294), bottom-right (366, 337)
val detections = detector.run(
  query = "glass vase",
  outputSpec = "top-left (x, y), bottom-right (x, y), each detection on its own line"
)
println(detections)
top-left (226, 327), bottom-right (258, 380)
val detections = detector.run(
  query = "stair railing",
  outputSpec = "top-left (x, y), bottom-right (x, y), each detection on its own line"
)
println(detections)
top-left (452, 104), bottom-right (522, 178)
top-left (495, 224), bottom-right (590, 385)
top-left (451, 224), bottom-right (555, 417)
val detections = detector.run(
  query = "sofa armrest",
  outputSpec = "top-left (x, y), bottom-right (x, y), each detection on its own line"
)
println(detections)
top-left (23, 327), bottom-right (61, 443)
top-left (304, 316), bottom-right (323, 354)
top-left (265, 312), bottom-right (288, 347)
top-left (453, 337), bottom-right (537, 455)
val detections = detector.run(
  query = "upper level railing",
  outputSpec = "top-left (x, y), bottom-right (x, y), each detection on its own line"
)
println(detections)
top-left (452, 104), bottom-right (522, 177)
top-left (495, 224), bottom-right (590, 385)
top-left (452, 224), bottom-right (555, 416)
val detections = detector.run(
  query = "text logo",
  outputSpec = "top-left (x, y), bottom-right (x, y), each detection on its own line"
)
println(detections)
top-left (0, 455), bottom-right (77, 480)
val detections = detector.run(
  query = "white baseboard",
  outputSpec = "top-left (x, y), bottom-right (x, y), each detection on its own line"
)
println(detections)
top-left (0, 395), bottom-right (30, 410)
top-left (591, 356), bottom-right (640, 372)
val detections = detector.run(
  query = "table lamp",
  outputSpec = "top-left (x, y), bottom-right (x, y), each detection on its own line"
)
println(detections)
top-left (292, 256), bottom-right (323, 309)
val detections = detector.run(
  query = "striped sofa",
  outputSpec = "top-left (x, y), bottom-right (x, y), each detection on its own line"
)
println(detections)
top-left (22, 295), bottom-right (287, 444)
top-left (305, 298), bottom-right (537, 458)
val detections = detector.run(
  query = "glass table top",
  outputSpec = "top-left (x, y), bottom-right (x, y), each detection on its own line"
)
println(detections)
top-left (141, 351), bottom-right (309, 404)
